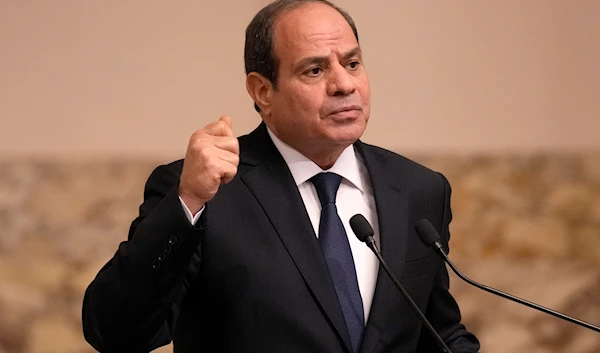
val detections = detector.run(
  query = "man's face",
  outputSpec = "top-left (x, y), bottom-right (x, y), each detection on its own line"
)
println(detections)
top-left (264, 2), bottom-right (371, 157)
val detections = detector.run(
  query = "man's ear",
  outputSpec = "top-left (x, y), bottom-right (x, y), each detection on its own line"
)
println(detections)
top-left (246, 72), bottom-right (274, 116)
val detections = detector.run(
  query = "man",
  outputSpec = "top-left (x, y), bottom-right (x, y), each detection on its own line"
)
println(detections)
top-left (82, 0), bottom-right (480, 352)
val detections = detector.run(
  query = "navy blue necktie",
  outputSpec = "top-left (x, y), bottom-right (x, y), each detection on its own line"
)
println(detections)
top-left (310, 172), bottom-right (364, 352)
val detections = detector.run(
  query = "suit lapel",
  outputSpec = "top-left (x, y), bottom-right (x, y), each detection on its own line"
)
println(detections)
top-left (354, 142), bottom-right (411, 353)
top-left (240, 124), bottom-right (353, 353)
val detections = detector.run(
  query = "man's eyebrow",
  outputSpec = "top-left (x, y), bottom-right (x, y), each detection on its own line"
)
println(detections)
top-left (293, 47), bottom-right (362, 70)
top-left (294, 55), bottom-right (328, 71)
top-left (342, 47), bottom-right (362, 61)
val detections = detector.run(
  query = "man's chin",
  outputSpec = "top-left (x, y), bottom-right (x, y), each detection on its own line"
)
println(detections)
top-left (327, 126), bottom-right (366, 145)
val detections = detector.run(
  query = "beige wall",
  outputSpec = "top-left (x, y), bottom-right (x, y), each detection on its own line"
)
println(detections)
top-left (1, 0), bottom-right (599, 160)
top-left (1, 3), bottom-right (600, 352)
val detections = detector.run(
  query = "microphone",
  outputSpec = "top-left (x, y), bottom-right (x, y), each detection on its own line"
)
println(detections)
top-left (349, 214), bottom-right (454, 353)
top-left (414, 219), bottom-right (600, 334)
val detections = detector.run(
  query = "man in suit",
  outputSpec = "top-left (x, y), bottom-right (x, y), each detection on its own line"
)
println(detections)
top-left (82, 0), bottom-right (480, 352)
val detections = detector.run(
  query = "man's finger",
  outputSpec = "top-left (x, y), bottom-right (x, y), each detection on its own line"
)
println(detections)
top-left (219, 115), bottom-right (233, 129)
top-left (218, 161), bottom-right (238, 184)
top-left (206, 136), bottom-right (239, 155)
top-left (204, 117), bottom-right (234, 137)
top-left (217, 149), bottom-right (240, 167)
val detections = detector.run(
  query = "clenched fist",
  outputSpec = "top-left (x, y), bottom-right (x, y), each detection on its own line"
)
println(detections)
top-left (178, 116), bottom-right (240, 214)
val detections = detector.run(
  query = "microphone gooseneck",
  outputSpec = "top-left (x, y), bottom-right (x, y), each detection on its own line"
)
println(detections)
top-left (414, 218), bottom-right (600, 334)
top-left (350, 214), bottom-right (454, 353)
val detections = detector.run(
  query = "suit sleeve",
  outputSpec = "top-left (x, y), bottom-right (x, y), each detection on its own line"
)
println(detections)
top-left (82, 163), bottom-right (206, 353)
top-left (415, 173), bottom-right (481, 352)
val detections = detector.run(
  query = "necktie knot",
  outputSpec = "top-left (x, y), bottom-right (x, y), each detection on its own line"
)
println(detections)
top-left (310, 172), bottom-right (342, 206)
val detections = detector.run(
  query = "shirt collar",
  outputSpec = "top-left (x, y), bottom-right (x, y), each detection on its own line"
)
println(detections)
top-left (267, 126), bottom-right (365, 193)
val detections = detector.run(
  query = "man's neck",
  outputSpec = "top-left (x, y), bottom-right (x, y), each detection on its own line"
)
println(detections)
top-left (302, 149), bottom-right (344, 170)
top-left (265, 127), bottom-right (350, 170)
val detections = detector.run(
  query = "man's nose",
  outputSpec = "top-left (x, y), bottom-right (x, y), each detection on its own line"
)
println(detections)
top-left (327, 64), bottom-right (356, 96)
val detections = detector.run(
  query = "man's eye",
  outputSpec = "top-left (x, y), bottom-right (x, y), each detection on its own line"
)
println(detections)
top-left (307, 67), bottom-right (322, 76)
top-left (347, 61), bottom-right (360, 70)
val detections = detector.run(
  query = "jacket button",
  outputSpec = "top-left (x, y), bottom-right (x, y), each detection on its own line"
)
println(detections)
top-left (164, 245), bottom-right (172, 255)
top-left (152, 261), bottom-right (161, 270)
top-left (168, 236), bottom-right (178, 246)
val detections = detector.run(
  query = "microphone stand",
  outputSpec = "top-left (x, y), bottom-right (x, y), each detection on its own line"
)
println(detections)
top-left (364, 236), bottom-right (454, 353)
top-left (431, 242), bottom-right (600, 334)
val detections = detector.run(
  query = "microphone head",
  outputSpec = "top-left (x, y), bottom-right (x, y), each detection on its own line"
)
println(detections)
top-left (350, 214), bottom-right (374, 243)
top-left (414, 219), bottom-right (441, 248)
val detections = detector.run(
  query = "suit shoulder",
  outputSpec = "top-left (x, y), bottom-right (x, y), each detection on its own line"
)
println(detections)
top-left (359, 142), bottom-right (444, 181)
top-left (150, 159), bottom-right (184, 176)
top-left (144, 159), bottom-right (185, 188)
top-left (163, 159), bottom-right (185, 171)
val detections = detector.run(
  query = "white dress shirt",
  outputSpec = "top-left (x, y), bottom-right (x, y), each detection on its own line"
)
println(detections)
top-left (267, 128), bottom-right (380, 322)
top-left (180, 127), bottom-right (380, 322)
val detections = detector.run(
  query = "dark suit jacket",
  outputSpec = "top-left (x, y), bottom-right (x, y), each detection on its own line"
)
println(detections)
top-left (82, 123), bottom-right (479, 353)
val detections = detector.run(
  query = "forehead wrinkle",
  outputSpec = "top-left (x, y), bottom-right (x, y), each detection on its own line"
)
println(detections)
top-left (292, 26), bottom-right (353, 53)
top-left (273, 3), bottom-right (358, 73)
top-left (304, 29), bottom-right (344, 44)
top-left (275, 3), bottom-right (350, 43)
